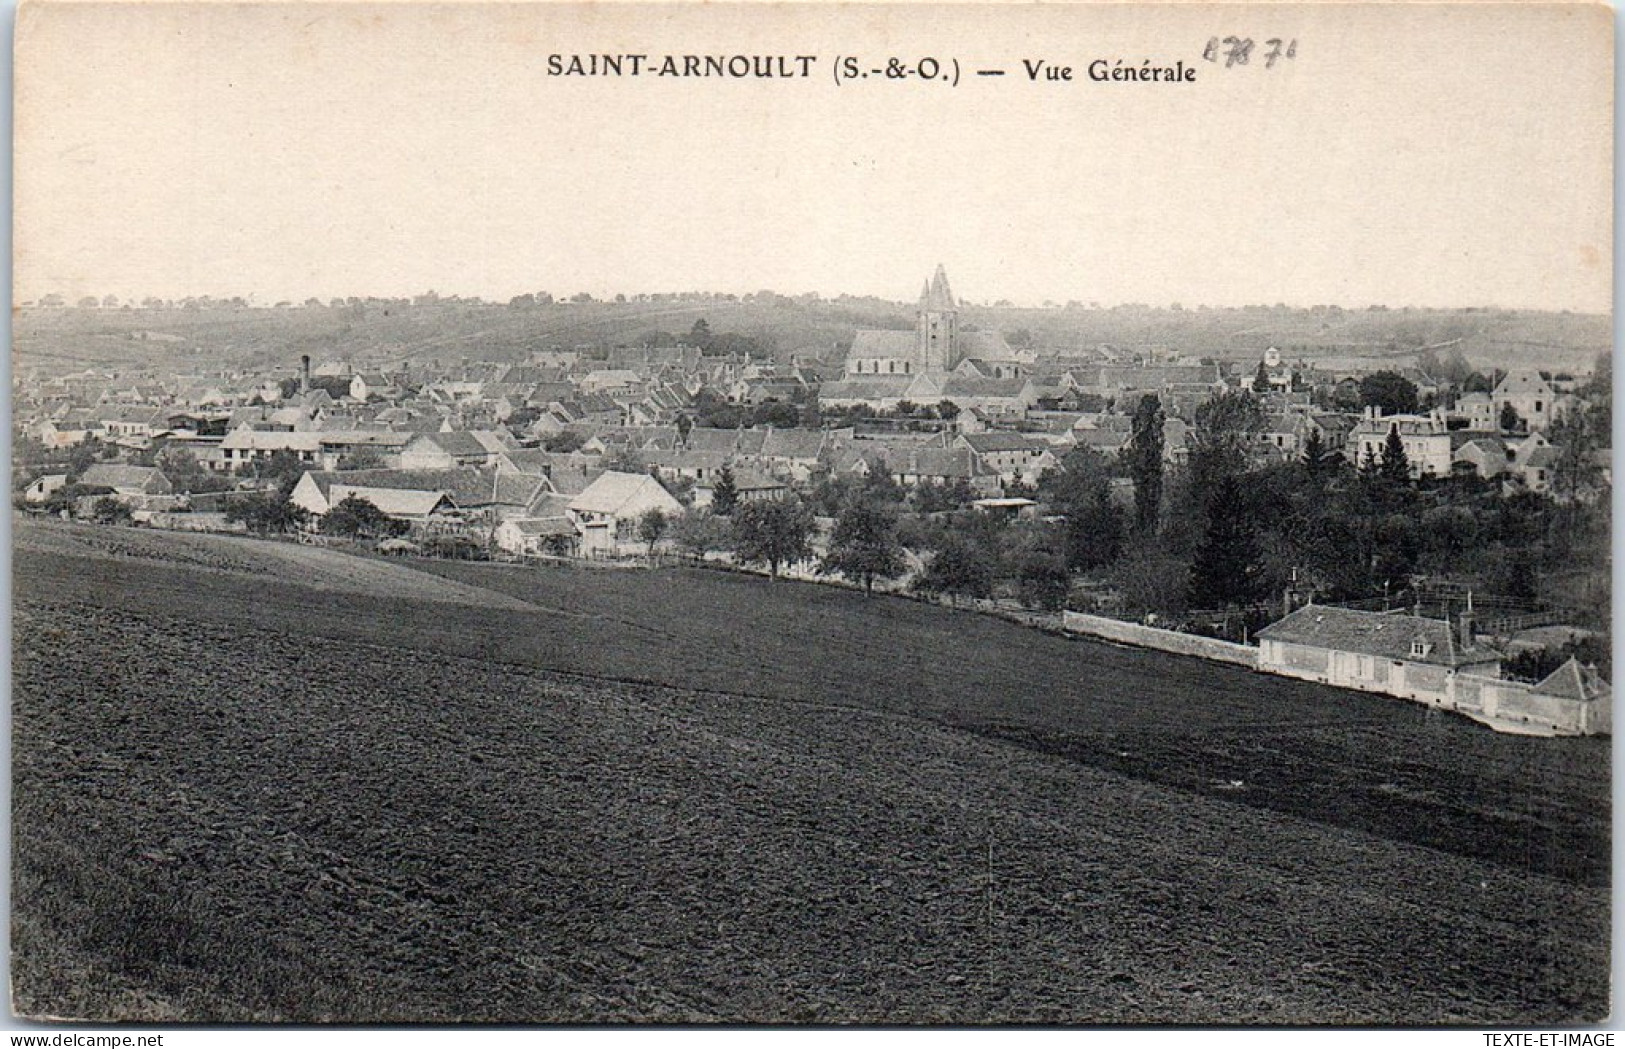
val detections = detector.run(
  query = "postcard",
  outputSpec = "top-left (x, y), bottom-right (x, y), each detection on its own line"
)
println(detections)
top-left (10, 0), bottom-right (1613, 1027)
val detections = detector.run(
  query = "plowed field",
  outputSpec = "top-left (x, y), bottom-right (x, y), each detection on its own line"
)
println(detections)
top-left (11, 520), bottom-right (1610, 1023)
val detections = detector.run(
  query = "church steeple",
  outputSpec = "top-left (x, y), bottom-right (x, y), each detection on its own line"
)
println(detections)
top-left (916, 264), bottom-right (959, 372)
top-left (926, 264), bottom-right (955, 310)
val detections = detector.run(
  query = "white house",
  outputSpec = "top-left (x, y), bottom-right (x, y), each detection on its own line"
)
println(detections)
top-left (1350, 408), bottom-right (1453, 478)
top-left (1493, 370), bottom-right (1556, 433)
top-left (567, 471), bottom-right (683, 558)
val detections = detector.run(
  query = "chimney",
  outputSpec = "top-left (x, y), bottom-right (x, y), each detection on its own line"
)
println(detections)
top-left (1457, 591), bottom-right (1475, 648)
top-left (300, 354), bottom-right (311, 395)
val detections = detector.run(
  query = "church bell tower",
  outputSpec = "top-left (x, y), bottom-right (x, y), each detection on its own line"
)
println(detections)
top-left (916, 264), bottom-right (958, 373)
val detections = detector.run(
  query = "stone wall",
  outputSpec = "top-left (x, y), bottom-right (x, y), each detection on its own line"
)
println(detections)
top-left (1061, 611), bottom-right (1258, 667)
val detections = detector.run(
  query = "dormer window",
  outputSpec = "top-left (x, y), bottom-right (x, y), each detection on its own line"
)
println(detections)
top-left (1410, 639), bottom-right (1433, 658)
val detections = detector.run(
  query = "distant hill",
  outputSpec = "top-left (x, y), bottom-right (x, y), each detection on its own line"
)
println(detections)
top-left (14, 300), bottom-right (1608, 381)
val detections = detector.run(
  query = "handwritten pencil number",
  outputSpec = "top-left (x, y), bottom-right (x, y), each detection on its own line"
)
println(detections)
top-left (1203, 36), bottom-right (1295, 69)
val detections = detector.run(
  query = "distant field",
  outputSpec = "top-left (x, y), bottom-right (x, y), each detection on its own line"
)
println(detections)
top-left (11, 521), bottom-right (1611, 1023)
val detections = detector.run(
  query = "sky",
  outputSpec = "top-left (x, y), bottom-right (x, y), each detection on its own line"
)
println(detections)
top-left (13, 1), bottom-right (1614, 311)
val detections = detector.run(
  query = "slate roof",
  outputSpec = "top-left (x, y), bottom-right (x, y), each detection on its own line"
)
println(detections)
top-left (1532, 657), bottom-right (1609, 702)
top-left (759, 428), bottom-right (827, 459)
top-left (1257, 605), bottom-right (1501, 668)
top-left (894, 448), bottom-right (981, 480)
top-left (684, 427), bottom-right (742, 454)
top-left (569, 471), bottom-right (681, 516)
top-left (938, 377), bottom-right (1028, 398)
top-left (330, 486), bottom-right (452, 518)
top-left (78, 464), bottom-right (167, 493)
top-left (302, 468), bottom-right (496, 507)
top-left (961, 432), bottom-right (1043, 453)
top-left (818, 377), bottom-right (915, 400)
top-left (847, 330), bottom-right (916, 359)
top-left (221, 430), bottom-right (324, 452)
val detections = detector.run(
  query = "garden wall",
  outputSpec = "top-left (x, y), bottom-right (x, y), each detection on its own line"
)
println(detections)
top-left (1061, 611), bottom-right (1259, 667)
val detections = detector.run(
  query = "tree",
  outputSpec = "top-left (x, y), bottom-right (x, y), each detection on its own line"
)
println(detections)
top-left (1124, 394), bottom-right (1165, 533)
top-left (543, 431), bottom-right (588, 454)
top-left (66, 438), bottom-right (105, 480)
top-left (1358, 371), bottom-right (1420, 415)
top-left (1499, 401), bottom-right (1523, 433)
top-left (711, 466), bottom-right (740, 516)
top-left (935, 400), bottom-right (961, 423)
top-left (254, 449), bottom-right (309, 494)
top-left (637, 507), bottom-right (671, 558)
top-left (1188, 475), bottom-right (1262, 609)
top-left (1547, 409), bottom-right (1604, 501)
top-left (1043, 446), bottom-right (1125, 572)
top-left (157, 446), bottom-right (231, 495)
top-left (820, 498), bottom-right (905, 596)
top-left (225, 490), bottom-right (309, 535)
top-left (731, 499), bottom-right (814, 579)
top-left (1301, 428), bottom-right (1329, 476)
top-left (1252, 359), bottom-right (1272, 393)
top-left (671, 509), bottom-right (731, 561)
top-left (1379, 425), bottom-right (1411, 482)
top-left (1063, 491), bottom-right (1126, 572)
top-left (336, 448), bottom-right (387, 471)
top-left (913, 533), bottom-right (993, 607)
top-left (1015, 553), bottom-right (1071, 611)
top-left (90, 496), bottom-right (133, 525)
top-left (320, 495), bottom-right (402, 538)
top-left (1187, 389), bottom-right (1266, 510)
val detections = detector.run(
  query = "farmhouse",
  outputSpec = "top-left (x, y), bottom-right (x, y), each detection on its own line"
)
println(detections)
top-left (567, 471), bottom-right (683, 557)
top-left (1257, 604), bottom-right (1501, 704)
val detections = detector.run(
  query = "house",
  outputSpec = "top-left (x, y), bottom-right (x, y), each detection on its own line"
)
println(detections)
top-left (567, 471), bottom-right (684, 557)
top-left (491, 488), bottom-right (578, 554)
top-left (219, 429), bottom-right (324, 472)
top-left (890, 447), bottom-right (999, 496)
top-left (76, 463), bottom-right (174, 498)
top-left (955, 432), bottom-right (1053, 487)
top-left (579, 369), bottom-right (644, 397)
top-left (1450, 392), bottom-right (1498, 431)
top-left (1510, 433), bottom-right (1561, 494)
top-left (349, 373), bottom-right (401, 402)
top-left (315, 430), bottom-right (413, 470)
top-left (398, 431), bottom-right (514, 470)
top-left (1349, 408), bottom-right (1453, 478)
top-left (752, 427), bottom-right (834, 483)
top-left (23, 473), bottom-right (70, 503)
top-left (1453, 435), bottom-right (1511, 479)
top-left (1256, 604), bottom-right (1502, 707)
top-left (290, 468), bottom-right (498, 519)
top-left (692, 469), bottom-right (790, 510)
top-left (1493, 369), bottom-right (1556, 432)
top-left (493, 513), bottom-right (579, 558)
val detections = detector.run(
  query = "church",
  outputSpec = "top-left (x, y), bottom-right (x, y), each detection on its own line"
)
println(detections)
top-left (818, 266), bottom-right (1037, 416)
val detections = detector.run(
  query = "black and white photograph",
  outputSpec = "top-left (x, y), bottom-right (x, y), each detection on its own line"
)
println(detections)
top-left (7, 0), bottom-right (1615, 1029)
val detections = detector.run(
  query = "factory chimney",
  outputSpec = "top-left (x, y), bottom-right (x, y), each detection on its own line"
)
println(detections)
top-left (299, 354), bottom-right (311, 395)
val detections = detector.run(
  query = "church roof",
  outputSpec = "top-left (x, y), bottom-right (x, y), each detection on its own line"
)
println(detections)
top-left (819, 377), bottom-right (915, 400)
top-left (849, 330), bottom-right (917, 359)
